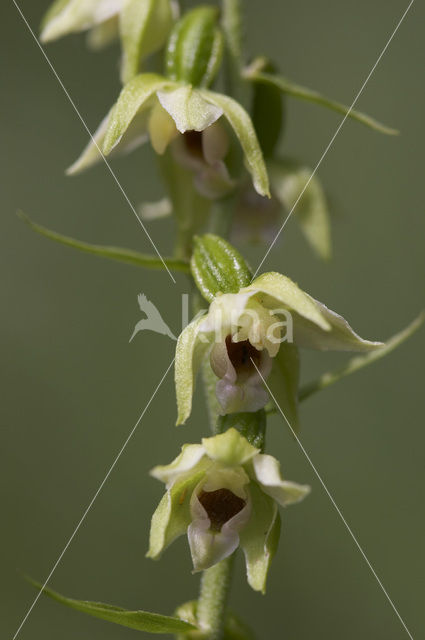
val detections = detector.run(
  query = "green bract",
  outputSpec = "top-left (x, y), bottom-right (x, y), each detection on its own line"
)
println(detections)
top-left (191, 234), bottom-right (252, 302)
top-left (68, 73), bottom-right (269, 197)
top-left (176, 269), bottom-right (383, 426)
top-left (165, 6), bottom-right (224, 88)
top-left (147, 428), bottom-right (310, 593)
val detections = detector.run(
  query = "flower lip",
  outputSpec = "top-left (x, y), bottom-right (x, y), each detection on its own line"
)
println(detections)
top-left (198, 488), bottom-right (246, 532)
top-left (225, 336), bottom-right (262, 382)
top-left (183, 130), bottom-right (204, 159)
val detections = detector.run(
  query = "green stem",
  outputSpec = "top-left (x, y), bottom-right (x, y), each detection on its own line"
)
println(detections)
top-left (197, 555), bottom-right (235, 640)
top-left (221, 0), bottom-right (244, 100)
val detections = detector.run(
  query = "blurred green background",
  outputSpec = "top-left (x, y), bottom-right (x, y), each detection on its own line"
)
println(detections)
top-left (2, 0), bottom-right (424, 638)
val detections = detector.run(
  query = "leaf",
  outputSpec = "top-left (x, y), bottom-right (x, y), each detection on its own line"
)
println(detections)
top-left (120, 0), bottom-right (173, 84)
top-left (17, 212), bottom-right (189, 273)
top-left (27, 578), bottom-right (197, 634)
top-left (299, 312), bottom-right (424, 401)
top-left (191, 234), bottom-right (252, 302)
top-left (269, 159), bottom-right (331, 261)
top-left (244, 63), bottom-right (398, 135)
top-left (200, 90), bottom-right (270, 197)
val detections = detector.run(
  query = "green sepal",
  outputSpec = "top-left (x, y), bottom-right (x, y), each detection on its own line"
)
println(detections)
top-left (147, 467), bottom-right (206, 559)
top-left (190, 234), bottom-right (252, 302)
top-left (175, 315), bottom-right (212, 425)
top-left (244, 59), bottom-right (398, 135)
top-left (26, 578), bottom-right (197, 634)
top-left (200, 90), bottom-right (270, 197)
top-left (87, 16), bottom-right (119, 51)
top-left (201, 427), bottom-right (259, 467)
top-left (269, 159), bottom-right (331, 261)
top-left (267, 342), bottom-right (300, 432)
top-left (239, 483), bottom-right (281, 594)
top-left (300, 312), bottom-right (424, 401)
top-left (103, 73), bottom-right (171, 155)
top-left (120, 0), bottom-right (173, 84)
top-left (251, 59), bottom-right (284, 158)
top-left (165, 6), bottom-right (224, 88)
top-left (17, 212), bottom-right (189, 273)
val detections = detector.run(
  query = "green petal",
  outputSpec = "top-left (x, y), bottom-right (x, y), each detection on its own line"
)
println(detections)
top-left (243, 64), bottom-right (398, 136)
top-left (269, 159), bottom-right (331, 261)
top-left (68, 104), bottom-right (151, 175)
top-left (139, 197), bottom-right (172, 220)
top-left (175, 315), bottom-right (212, 425)
top-left (147, 469), bottom-right (206, 560)
top-left (200, 90), bottom-right (270, 197)
top-left (202, 428), bottom-right (259, 467)
top-left (293, 296), bottom-right (384, 352)
top-left (267, 342), bottom-right (300, 431)
top-left (41, 0), bottom-right (118, 43)
top-left (27, 578), bottom-right (196, 634)
top-left (157, 86), bottom-right (223, 133)
top-left (239, 483), bottom-right (281, 593)
top-left (251, 454), bottom-right (310, 506)
top-left (244, 272), bottom-right (330, 331)
top-left (300, 312), bottom-right (424, 401)
top-left (150, 444), bottom-right (206, 485)
top-left (120, 0), bottom-right (173, 84)
top-left (103, 74), bottom-right (171, 155)
top-left (86, 16), bottom-right (119, 50)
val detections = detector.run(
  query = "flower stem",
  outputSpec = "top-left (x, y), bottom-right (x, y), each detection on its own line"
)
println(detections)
top-left (197, 555), bottom-right (235, 640)
top-left (222, 0), bottom-right (243, 96)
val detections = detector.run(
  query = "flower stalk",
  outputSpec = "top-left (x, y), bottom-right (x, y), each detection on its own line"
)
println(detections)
top-left (197, 555), bottom-right (235, 640)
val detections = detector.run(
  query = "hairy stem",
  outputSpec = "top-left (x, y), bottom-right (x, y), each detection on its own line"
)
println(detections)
top-left (197, 555), bottom-right (235, 640)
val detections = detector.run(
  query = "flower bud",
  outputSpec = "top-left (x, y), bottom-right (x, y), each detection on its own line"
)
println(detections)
top-left (165, 7), bottom-right (224, 88)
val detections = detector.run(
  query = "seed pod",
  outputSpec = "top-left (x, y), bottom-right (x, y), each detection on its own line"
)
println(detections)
top-left (165, 7), bottom-right (224, 88)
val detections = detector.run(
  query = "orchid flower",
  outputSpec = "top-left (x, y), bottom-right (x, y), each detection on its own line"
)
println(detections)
top-left (147, 427), bottom-right (310, 592)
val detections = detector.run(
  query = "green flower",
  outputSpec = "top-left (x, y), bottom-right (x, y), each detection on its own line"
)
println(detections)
top-left (147, 428), bottom-right (309, 593)
top-left (40, 0), bottom-right (173, 61)
top-left (67, 73), bottom-right (269, 198)
top-left (176, 271), bottom-right (383, 425)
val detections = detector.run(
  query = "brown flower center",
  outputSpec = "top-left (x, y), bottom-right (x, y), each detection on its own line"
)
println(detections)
top-left (198, 488), bottom-right (246, 532)
top-left (226, 336), bottom-right (262, 379)
top-left (183, 130), bottom-right (204, 158)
